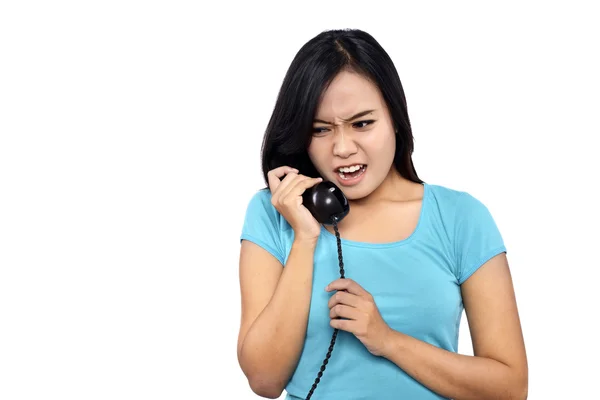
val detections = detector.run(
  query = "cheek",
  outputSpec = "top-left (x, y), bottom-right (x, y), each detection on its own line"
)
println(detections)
top-left (382, 132), bottom-right (396, 156)
top-left (366, 132), bottom-right (396, 160)
top-left (307, 142), bottom-right (327, 171)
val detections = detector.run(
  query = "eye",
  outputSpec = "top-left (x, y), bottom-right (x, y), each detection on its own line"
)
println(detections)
top-left (353, 120), bottom-right (375, 129)
top-left (311, 120), bottom-right (376, 136)
top-left (311, 127), bottom-right (329, 136)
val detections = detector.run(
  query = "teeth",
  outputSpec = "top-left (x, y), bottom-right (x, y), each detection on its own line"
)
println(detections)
top-left (338, 165), bottom-right (366, 180)
top-left (338, 164), bottom-right (363, 173)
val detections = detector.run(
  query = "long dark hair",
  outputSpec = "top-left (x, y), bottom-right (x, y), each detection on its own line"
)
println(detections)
top-left (260, 28), bottom-right (423, 188)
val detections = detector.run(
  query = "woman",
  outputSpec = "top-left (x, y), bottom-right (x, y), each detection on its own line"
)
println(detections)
top-left (237, 29), bottom-right (528, 400)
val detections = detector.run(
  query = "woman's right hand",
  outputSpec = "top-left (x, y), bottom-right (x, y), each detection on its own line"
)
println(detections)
top-left (267, 166), bottom-right (323, 243)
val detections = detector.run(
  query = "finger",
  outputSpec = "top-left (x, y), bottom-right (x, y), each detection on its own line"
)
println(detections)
top-left (270, 171), bottom-right (299, 205)
top-left (327, 290), bottom-right (361, 309)
top-left (326, 278), bottom-right (371, 298)
top-left (280, 175), bottom-right (323, 203)
top-left (278, 174), bottom-right (311, 201)
top-left (329, 304), bottom-right (362, 320)
top-left (330, 318), bottom-right (354, 332)
top-left (267, 166), bottom-right (299, 193)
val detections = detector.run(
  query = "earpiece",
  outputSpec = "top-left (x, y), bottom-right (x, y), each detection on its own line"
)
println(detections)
top-left (302, 181), bottom-right (349, 225)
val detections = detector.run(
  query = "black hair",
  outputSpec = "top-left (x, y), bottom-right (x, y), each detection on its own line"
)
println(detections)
top-left (260, 28), bottom-right (423, 188)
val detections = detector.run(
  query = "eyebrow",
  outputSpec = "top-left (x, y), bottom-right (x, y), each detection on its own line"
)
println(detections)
top-left (313, 109), bottom-right (376, 125)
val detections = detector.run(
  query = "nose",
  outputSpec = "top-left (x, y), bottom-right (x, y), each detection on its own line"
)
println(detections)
top-left (332, 128), bottom-right (357, 158)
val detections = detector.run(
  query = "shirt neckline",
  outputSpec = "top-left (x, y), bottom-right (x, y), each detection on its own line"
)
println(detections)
top-left (319, 182), bottom-right (429, 248)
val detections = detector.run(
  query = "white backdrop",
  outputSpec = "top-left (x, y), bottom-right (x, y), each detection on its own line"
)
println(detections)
top-left (1, 1), bottom-right (598, 399)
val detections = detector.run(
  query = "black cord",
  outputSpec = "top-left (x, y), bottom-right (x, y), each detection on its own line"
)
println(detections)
top-left (305, 218), bottom-right (345, 399)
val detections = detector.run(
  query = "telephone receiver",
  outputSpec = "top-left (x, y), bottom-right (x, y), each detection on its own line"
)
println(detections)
top-left (301, 179), bottom-right (350, 399)
top-left (302, 180), bottom-right (350, 225)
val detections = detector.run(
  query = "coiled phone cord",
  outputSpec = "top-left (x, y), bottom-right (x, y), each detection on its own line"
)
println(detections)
top-left (305, 218), bottom-right (345, 399)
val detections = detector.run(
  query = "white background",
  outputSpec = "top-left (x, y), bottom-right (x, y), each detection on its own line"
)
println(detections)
top-left (1, 1), bottom-right (598, 399)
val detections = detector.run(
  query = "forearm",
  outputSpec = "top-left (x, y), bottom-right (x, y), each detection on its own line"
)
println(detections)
top-left (382, 330), bottom-right (527, 400)
top-left (240, 239), bottom-right (317, 392)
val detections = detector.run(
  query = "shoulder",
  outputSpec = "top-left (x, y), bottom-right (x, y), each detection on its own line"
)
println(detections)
top-left (242, 188), bottom-right (290, 231)
top-left (241, 189), bottom-right (292, 265)
top-left (425, 183), bottom-right (505, 282)
top-left (425, 182), bottom-right (490, 218)
top-left (425, 182), bottom-right (500, 245)
top-left (244, 188), bottom-right (278, 217)
top-left (425, 182), bottom-right (503, 240)
top-left (245, 188), bottom-right (274, 209)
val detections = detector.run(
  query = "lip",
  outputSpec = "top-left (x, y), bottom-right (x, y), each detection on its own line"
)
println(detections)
top-left (333, 163), bottom-right (366, 171)
top-left (335, 165), bottom-right (367, 187)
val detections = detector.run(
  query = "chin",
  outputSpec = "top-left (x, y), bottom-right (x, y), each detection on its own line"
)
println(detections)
top-left (339, 182), bottom-right (375, 201)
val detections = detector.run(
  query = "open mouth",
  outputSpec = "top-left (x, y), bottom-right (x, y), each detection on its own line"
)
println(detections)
top-left (337, 164), bottom-right (367, 180)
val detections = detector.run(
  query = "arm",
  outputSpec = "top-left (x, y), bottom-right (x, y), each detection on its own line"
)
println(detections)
top-left (380, 253), bottom-right (528, 400)
top-left (237, 238), bottom-right (318, 398)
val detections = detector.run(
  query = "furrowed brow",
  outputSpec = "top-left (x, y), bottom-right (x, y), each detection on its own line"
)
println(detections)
top-left (313, 109), bottom-right (376, 124)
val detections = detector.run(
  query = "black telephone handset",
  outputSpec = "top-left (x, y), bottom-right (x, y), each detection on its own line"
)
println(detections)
top-left (302, 180), bottom-right (350, 225)
top-left (301, 180), bottom-right (350, 399)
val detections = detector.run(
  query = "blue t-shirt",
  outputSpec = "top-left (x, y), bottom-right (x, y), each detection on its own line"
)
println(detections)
top-left (239, 182), bottom-right (506, 399)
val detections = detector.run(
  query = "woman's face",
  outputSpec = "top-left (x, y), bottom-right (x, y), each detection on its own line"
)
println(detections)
top-left (308, 70), bottom-right (397, 200)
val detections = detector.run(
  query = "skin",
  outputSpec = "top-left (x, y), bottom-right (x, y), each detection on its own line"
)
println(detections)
top-left (237, 69), bottom-right (528, 399)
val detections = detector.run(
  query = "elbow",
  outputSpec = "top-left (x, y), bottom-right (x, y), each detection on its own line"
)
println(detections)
top-left (515, 381), bottom-right (528, 400)
top-left (509, 385), bottom-right (528, 400)
top-left (238, 341), bottom-right (287, 398)
top-left (248, 376), bottom-right (284, 399)
top-left (510, 369), bottom-right (528, 400)
top-left (238, 348), bottom-right (285, 398)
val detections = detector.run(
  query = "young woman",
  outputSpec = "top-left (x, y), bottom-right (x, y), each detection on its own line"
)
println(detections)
top-left (237, 29), bottom-right (528, 400)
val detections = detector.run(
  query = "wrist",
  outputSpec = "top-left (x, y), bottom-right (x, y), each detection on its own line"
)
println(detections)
top-left (381, 327), bottom-right (401, 359)
top-left (292, 237), bottom-right (319, 248)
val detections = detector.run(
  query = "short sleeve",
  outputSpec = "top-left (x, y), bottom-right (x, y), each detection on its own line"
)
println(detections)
top-left (240, 189), bottom-right (286, 265)
top-left (453, 192), bottom-right (506, 284)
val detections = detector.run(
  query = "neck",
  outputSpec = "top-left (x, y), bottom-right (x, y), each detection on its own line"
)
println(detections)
top-left (350, 167), bottom-right (414, 207)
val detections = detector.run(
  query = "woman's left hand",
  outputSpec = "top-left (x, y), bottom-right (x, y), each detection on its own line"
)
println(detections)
top-left (326, 278), bottom-right (393, 357)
